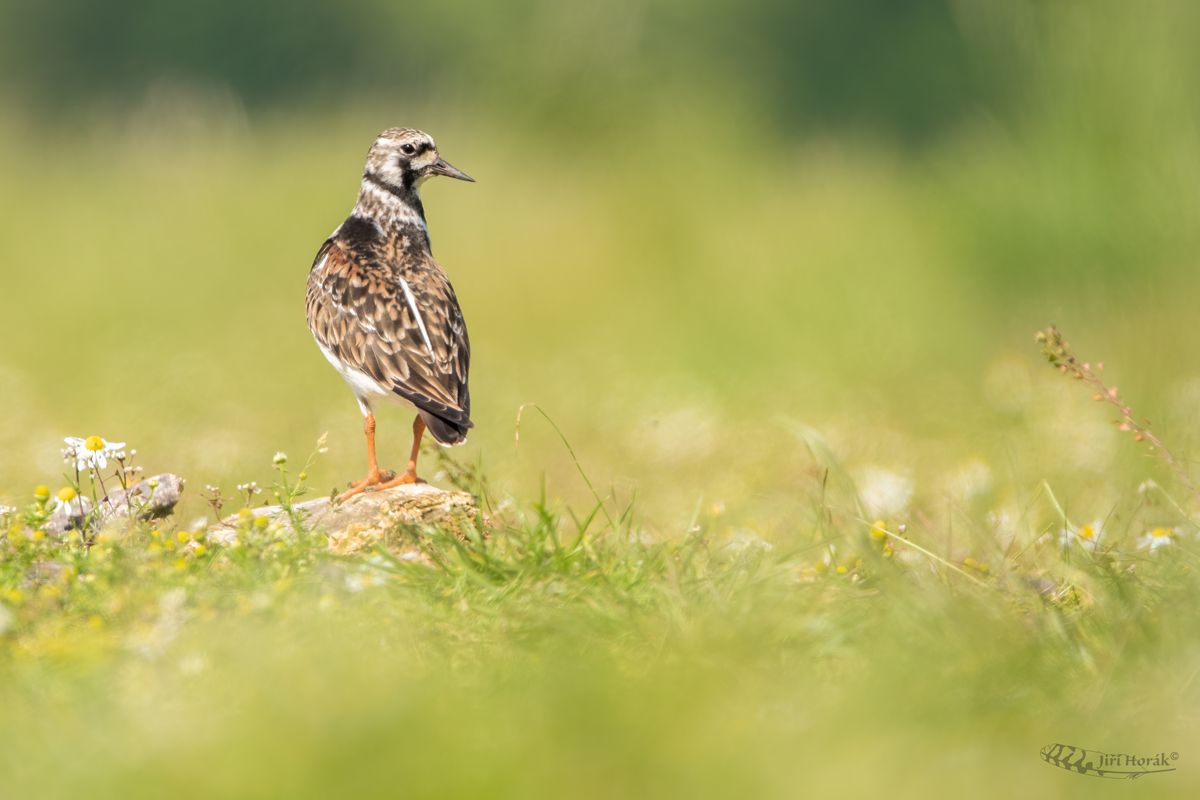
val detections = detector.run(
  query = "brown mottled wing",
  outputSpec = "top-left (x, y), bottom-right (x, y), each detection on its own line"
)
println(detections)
top-left (306, 239), bottom-right (472, 442)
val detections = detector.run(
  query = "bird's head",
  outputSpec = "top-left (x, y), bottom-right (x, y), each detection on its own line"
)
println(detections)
top-left (364, 128), bottom-right (474, 193)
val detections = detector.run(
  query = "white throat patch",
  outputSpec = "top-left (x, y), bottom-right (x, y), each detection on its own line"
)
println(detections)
top-left (354, 180), bottom-right (427, 229)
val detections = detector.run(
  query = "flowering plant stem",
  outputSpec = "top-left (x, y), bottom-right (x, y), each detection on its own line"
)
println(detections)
top-left (1037, 325), bottom-right (1200, 507)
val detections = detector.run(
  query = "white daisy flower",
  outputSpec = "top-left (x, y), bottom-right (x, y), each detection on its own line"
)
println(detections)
top-left (51, 488), bottom-right (85, 520)
top-left (62, 436), bottom-right (126, 471)
top-left (1059, 521), bottom-right (1104, 551)
top-left (1137, 527), bottom-right (1174, 551)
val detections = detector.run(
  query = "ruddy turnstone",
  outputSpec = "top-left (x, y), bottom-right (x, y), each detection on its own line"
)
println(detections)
top-left (306, 127), bottom-right (475, 502)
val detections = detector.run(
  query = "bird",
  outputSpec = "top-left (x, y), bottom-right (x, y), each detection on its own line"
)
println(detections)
top-left (306, 127), bottom-right (475, 503)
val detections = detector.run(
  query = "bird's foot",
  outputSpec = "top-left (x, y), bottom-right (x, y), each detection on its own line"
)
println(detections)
top-left (335, 469), bottom-right (398, 504)
top-left (373, 471), bottom-right (424, 491)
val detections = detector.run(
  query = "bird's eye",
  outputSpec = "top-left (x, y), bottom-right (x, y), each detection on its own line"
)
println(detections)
top-left (400, 143), bottom-right (416, 155)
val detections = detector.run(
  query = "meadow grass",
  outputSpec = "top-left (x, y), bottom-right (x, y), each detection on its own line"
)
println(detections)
top-left (8, 13), bottom-right (1200, 789)
top-left (3, 390), bottom-right (1200, 796)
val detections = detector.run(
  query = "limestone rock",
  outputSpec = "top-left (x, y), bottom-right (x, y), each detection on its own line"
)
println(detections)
top-left (45, 473), bottom-right (186, 536)
top-left (210, 483), bottom-right (480, 556)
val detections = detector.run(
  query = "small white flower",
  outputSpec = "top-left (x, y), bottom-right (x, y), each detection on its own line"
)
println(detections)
top-left (62, 436), bottom-right (127, 471)
top-left (62, 438), bottom-right (85, 470)
top-left (857, 467), bottom-right (914, 518)
top-left (1137, 527), bottom-right (1174, 551)
top-left (50, 496), bottom-right (84, 519)
top-left (273, 452), bottom-right (288, 466)
top-left (1059, 521), bottom-right (1104, 551)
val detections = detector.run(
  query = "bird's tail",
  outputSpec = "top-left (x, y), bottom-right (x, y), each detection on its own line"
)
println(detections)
top-left (420, 411), bottom-right (473, 445)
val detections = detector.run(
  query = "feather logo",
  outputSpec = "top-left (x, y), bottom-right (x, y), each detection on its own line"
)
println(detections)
top-left (1041, 743), bottom-right (1178, 779)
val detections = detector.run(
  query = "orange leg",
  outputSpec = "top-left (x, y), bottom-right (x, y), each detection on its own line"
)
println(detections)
top-left (375, 415), bottom-right (426, 490)
top-left (336, 413), bottom-right (396, 504)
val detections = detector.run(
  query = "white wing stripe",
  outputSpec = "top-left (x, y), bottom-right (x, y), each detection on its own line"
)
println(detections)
top-left (398, 277), bottom-right (434, 357)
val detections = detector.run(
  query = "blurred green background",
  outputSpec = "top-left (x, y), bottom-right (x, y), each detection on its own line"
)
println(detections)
top-left (3, 0), bottom-right (1200, 529)
top-left (5, 1), bottom-right (1200, 797)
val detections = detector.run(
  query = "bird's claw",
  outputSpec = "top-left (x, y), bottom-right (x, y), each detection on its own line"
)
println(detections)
top-left (374, 471), bottom-right (423, 491)
top-left (335, 469), bottom-right (399, 504)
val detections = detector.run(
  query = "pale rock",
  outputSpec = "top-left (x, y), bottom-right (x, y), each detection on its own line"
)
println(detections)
top-left (210, 483), bottom-right (480, 557)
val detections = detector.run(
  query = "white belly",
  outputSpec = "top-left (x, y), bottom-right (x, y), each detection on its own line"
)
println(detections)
top-left (316, 340), bottom-right (418, 416)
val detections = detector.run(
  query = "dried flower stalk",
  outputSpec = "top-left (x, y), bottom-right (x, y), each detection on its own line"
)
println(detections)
top-left (1037, 325), bottom-right (1200, 506)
